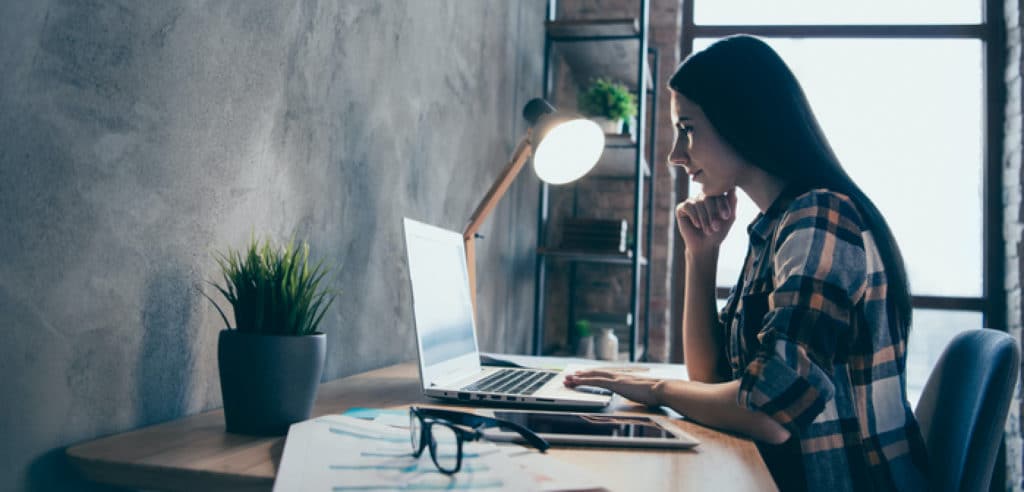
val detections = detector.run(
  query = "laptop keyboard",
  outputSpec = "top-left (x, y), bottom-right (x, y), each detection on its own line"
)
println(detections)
top-left (462, 369), bottom-right (557, 396)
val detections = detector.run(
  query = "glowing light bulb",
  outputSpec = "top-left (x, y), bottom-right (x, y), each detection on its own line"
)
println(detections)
top-left (532, 119), bottom-right (605, 185)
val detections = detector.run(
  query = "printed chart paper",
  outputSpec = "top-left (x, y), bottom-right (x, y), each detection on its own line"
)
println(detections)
top-left (274, 414), bottom-right (601, 492)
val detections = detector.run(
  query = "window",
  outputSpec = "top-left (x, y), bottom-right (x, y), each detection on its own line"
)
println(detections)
top-left (695, 1), bottom-right (980, 26)
top-left (680, 1), bottom-right (1002, 406)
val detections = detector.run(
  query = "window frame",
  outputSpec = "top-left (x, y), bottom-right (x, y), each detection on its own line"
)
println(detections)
top-left (675, 0), bottom-right (1006, 333)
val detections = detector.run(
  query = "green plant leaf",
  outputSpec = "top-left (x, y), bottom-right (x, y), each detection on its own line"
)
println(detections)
top-left (577, 77), bottom-right (637, 122)
top-left (204, 235), bottom-right (339, 336)
top-left (198, 284), bottom-right (233, 330)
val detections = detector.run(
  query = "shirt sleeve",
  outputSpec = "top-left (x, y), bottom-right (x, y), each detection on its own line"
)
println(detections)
top-left (737, 190), bottom-right (868, 432)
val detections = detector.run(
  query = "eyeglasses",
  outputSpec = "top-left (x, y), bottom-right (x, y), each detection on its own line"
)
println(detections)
top-left (408, 406), bottom-right (549, 474)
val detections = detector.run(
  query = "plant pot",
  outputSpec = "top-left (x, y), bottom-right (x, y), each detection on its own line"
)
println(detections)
top-left (217, 330), bottom-right (326, 436)
top-left (590, 116), bottom-right (624, 134)
top-left (625, 116), bottom-right (637, 140)
top-left (575, 335), bottom-right (595, 359)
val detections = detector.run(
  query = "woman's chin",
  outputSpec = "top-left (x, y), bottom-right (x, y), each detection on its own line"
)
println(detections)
top-left (700, 183), bottom-right (726, 196)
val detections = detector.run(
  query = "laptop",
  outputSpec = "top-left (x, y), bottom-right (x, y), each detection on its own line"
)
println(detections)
top-left (402, 217), bottom-right (611, 409)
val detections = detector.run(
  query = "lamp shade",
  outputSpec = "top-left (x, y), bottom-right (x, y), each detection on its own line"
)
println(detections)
top-left (522, 98), bottom-right (604, 185)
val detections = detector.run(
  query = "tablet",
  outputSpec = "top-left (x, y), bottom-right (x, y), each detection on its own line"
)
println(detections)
top-left (479, 409), bottom-right (700, 449)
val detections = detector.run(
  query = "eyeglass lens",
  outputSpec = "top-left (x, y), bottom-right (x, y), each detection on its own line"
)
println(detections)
top-left (410, 408), bottom-right (464, 474)
top-left (409, 411), bottom-right (422, 452)
top-left (428, 423), bottom-right (460, 472)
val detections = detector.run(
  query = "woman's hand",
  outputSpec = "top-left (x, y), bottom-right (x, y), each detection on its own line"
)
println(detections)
top-left (563, 370), bottom-right (663, 406)
top-left (675, 190), bottom-right (737, 255)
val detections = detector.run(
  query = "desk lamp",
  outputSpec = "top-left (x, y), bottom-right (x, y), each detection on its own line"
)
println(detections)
top-left (463, 98), bottom-right (605, 317)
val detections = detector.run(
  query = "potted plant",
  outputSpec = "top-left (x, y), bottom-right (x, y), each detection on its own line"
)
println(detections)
top-left (577, 77), bottom-right (638, 134)
top-left (202, 236), bottom-right (337, 436)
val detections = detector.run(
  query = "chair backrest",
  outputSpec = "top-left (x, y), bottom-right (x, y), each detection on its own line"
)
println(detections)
top-left (914, 329), bottom-right (1020, 492)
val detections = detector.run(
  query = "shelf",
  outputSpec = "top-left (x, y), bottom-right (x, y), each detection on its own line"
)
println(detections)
top-left (605, 133), bottom-right (637, 148)
top-left (546, 19), bottom-right (653, 93)
top-left (535, 5), bottom-right (656, 364)
top-left (537, 248), bottom-right (648, 266)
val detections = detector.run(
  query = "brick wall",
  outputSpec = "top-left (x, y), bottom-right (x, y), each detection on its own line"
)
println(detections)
top-left (1006, 0), bottom-right (1023, 488)
top-left (540, 0), bottom-right (680, 361)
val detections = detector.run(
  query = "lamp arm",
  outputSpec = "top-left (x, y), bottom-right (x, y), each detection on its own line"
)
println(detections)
top-left (464, 134), bottom-right (534, 238)
top-left (463, 133), bottom-right (534, 321)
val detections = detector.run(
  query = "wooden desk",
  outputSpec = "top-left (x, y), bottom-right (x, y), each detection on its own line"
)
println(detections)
top-left (67, 362), bottom-right (775, 491)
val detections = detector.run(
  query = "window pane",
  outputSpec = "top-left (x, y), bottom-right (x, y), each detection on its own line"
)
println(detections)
top-left (691, 38), bottom-right (983, 297)
top-left (905, 309), bottom-right (982, 407)
top-left (695, 0), bottom-right (981, 25)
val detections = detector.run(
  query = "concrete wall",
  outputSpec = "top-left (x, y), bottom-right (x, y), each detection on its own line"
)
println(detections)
top-left (0, 1), bottom-right (545, 490)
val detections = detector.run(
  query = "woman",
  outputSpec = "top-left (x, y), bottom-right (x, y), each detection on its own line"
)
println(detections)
top-left (565, 35), bottom-right (929, 491)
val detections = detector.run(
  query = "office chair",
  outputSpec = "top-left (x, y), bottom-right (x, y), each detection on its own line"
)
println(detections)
top-left (914, 329), bottom-right (1020, 492)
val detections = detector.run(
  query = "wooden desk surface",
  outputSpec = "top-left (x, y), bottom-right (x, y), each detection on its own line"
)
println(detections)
top-left (67, 362), bottom-right (775, 492)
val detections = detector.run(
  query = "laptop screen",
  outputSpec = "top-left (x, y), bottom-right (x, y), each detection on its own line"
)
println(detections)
top-left (403, 219), bottom-right (478, 368)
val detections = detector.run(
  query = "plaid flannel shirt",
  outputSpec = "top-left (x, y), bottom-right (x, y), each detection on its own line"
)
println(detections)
top-left (720, 189), bottom-right (928, 491)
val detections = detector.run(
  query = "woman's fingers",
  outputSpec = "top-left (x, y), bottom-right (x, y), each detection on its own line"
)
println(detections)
top-left (682, 196), bottom-right (730, 233)
top-left (684, 195), bottom-right (716, 232)
top-left (564, 376), bottom-right (615, 387)
top-left (565, 371), bottom-right (658, 385)
top-left (571, 370), bottom-right (617, 378)
top-left (680, 192), bottom-right (737, 232)
top-left (677, 201), bottom-right (698, 230)
top-left (675, 192), bottom-right (737, 254)
top-left (680, 200), bottom-right (710, 232)
top-left (564, 374), bottom-right (661, 406)
top-left (696, 199), bottom-right (715, 232)
top-left (564, 370), bottom-right (619, 388)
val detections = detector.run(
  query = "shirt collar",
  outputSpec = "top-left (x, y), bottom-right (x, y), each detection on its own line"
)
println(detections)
top-left (746, 186), bottom-right (800, 245)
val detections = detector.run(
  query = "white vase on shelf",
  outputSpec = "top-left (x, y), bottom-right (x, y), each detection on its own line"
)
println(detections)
top-left (595, 328), bottom-right (619, 361)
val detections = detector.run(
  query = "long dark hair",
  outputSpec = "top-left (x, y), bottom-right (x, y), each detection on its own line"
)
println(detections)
top-left (670, 34), bottom-right (912, 332)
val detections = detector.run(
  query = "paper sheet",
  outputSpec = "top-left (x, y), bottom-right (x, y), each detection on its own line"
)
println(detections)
top-left (274, 414), bottom-right (602, 492)
top-left (344, 407), bottom-right (410, 428)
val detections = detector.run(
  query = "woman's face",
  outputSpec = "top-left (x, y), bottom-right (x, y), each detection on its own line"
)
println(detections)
top-left (669, 92), bottom-right (748, 196)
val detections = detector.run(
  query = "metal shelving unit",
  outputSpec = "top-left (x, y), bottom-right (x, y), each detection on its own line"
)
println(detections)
top-left (532, 0), bottom-right (658, 362)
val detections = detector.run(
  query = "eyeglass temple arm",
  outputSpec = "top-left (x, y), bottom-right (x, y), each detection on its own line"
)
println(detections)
top-left (489, 420), bottom-right (550, 452)
top-left (415, 408), bottom-right (550, 452)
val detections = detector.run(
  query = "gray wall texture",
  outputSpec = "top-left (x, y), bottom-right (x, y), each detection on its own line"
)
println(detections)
top-left (0, 1), bottom-right (546, 490)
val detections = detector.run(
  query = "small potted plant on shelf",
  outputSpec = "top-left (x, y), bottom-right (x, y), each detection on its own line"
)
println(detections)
top-left (577, 77), bottom-right (638, 135)
top-left (201, 236), bottom-right (338, 436)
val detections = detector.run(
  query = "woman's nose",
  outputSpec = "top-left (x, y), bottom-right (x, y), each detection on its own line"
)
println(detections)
top-left (669, 147), bottom-right (688, 167)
